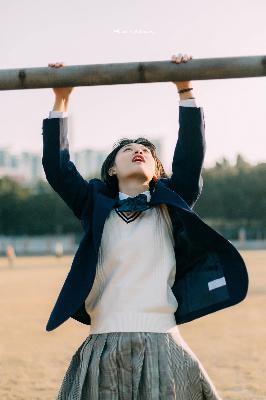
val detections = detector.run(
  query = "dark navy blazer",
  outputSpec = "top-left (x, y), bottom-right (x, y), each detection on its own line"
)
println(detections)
top-left (42, 106), bottom-right (249, 332)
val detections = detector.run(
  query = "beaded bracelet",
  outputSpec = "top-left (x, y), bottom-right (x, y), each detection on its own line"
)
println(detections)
top-left (178, 87), bottom-right (193, 93)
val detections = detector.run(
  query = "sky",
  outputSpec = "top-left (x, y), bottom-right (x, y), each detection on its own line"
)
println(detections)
top-left (0, 0), bottom-right (265, 174)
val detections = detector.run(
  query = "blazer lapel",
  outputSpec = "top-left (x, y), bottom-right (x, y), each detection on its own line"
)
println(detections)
top-left (149, 180), bottom-right (193, 212)
top-left (92, 192), bottom-right (118, 253)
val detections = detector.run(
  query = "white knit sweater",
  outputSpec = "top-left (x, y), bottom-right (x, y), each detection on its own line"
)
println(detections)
top-left (84, 190), bottom-right (179, 334)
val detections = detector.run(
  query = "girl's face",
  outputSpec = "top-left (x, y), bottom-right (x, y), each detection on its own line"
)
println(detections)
top-left (109, 143), bottom-right (157, 183)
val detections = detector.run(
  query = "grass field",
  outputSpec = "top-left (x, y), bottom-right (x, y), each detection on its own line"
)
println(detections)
top-left (0, 251), bottom-right (265, 400)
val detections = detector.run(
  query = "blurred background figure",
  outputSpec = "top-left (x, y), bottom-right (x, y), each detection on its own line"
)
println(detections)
top-left (6, 244), bottom-right (16, 267)
top-left (238, 227), bottom-right (247, 245)
top-left (54, 241), bottom-right (64, 258)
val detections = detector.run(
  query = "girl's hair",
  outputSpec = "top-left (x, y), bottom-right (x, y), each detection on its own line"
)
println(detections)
top-left (101, 137), bottom-right (169, 195)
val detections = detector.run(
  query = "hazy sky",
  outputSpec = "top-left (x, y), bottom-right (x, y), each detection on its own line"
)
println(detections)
top-left (0, 0), bottom-right (265, 173)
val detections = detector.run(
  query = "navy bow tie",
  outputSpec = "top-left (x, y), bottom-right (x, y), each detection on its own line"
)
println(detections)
top-left (116, 193), bottom-right (151, 212)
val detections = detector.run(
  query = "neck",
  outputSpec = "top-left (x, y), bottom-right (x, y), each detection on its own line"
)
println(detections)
top-left (118, 179), bottom-right (150, 197)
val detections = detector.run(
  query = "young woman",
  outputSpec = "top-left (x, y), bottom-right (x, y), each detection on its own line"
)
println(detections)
top-left (42, 53), bottom-right (227, 399)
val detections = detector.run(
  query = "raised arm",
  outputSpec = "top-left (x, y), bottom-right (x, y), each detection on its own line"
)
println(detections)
top-left (42, 62), bottom-right (93, 220)
top-left (169, 106), bottom-right (206, 208)
top-left (168, 53), bottom-right (206, 208)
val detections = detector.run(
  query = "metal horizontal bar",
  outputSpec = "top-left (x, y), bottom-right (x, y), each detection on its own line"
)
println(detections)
top-left (0, 55), bottom-right (266, 90)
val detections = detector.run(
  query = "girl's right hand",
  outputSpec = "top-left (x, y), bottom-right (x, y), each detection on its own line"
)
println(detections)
top-left (48, 62), bottom-right (74, 99)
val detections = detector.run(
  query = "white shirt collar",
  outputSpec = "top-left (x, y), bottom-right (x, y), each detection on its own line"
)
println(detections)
top-left (119, 190), bottom-right (151, 202)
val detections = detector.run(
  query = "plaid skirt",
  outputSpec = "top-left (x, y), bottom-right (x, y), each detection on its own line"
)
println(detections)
top-left (56, 329), bottom-right (222, 400)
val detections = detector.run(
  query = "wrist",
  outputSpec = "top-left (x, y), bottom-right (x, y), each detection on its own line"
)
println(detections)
top-left (175, 81), bottom-right (192, 90)
top-left (55, 94), bottom-right (70, 102)
top-left (53, 96), bottom-right (69, 112)
top-left (174, 81), bottom-right (194, 100)
top-left (179, 89), bottom-right (194, 100)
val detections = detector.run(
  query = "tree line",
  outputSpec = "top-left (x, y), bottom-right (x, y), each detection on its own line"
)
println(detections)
top-left (0, 154), bottom-right (265, 239)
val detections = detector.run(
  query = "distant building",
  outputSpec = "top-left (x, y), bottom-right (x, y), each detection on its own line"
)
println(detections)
top-left (0, 148), bottom-right (45, 184)
top-left (74, 149), bottom-right (106, 179)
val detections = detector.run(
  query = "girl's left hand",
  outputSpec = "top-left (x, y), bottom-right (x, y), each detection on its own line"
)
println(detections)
top-left (171, 53), bottom-right (193, 89)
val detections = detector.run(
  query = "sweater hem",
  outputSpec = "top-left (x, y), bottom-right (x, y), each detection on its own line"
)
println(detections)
top-left (89, 311), bottom-right (177, 334)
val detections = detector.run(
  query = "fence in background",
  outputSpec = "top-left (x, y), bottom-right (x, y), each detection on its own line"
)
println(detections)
top-left (0, 234), bottom-right (78, 256)
top-left (0, 233), bottom-right (265, 257)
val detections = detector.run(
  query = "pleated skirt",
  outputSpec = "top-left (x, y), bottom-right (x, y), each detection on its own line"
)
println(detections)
top-left (56, 330), bottom-right (222, 400)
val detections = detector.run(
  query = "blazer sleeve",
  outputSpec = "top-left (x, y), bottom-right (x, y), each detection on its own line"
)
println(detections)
top-left (42, 117), bottom-right (94, 220)
top-left (168, 106), bottom-right (206, 208)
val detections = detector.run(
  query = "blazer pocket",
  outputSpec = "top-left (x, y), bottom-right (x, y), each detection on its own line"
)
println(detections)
top-left (174, 251), bottom-right (230, 318)
top-left (186, 251), bottom-right (230, 314)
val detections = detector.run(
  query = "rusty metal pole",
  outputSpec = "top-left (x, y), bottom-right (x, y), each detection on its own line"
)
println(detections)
top-left (0, 55), bottom-right (266, 90)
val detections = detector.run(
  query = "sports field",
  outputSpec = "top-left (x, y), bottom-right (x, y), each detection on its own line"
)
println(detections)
top-left (0, 251), bottom-right (265, 399)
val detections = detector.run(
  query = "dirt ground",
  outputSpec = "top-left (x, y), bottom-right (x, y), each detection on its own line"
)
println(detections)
top-left (0, 250), bottom-right (265, 400)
